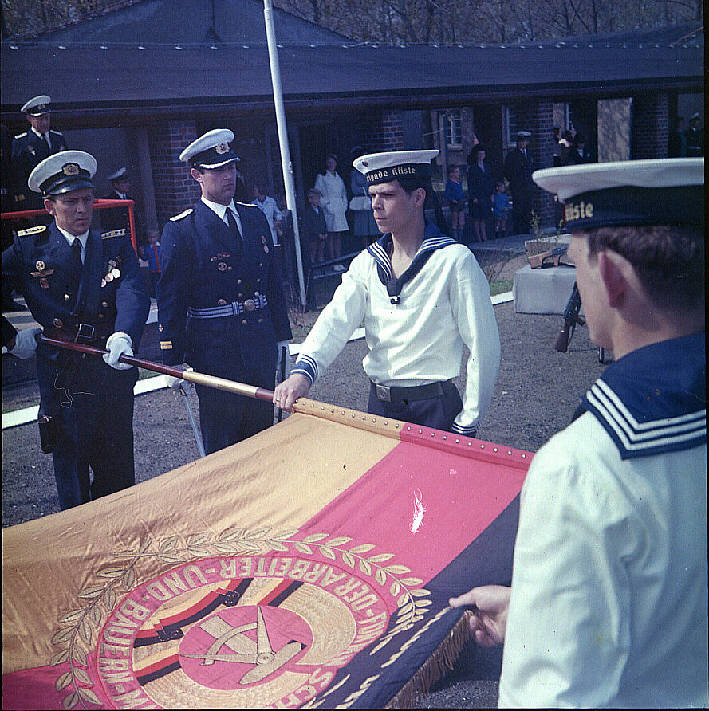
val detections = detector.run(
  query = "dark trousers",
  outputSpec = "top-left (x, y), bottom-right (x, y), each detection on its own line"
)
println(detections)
top-left (511, 190), bottom-right (533, 235)
top-left (188, 316), bottom-right (277, 455)
top-left (367, 380), bottom-right (465, 433)
top-left (43, 360), bottom-right (137, 510)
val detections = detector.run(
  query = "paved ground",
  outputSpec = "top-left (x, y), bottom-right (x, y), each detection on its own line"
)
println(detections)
top-left (2, 244), bottom-right (607, 707)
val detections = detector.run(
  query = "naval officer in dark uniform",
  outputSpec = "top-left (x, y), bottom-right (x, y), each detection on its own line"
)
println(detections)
top-left (503, 130), bottom-right (536, 235)
top-left (2, 151), bottom-right (150, 510)
top-left (10, 95), bottom-right (68, 211)
top-left (158, 129), bottom-right (292, 455)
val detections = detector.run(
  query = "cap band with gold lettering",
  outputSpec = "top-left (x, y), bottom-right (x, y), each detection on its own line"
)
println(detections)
top-left (353, 149), bottom-right (439, 186)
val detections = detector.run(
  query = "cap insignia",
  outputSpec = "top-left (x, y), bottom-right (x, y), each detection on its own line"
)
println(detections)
top-left (215, 143), bottom-right (229, 155)
top-left (62, 163), bottom-right (80, 176)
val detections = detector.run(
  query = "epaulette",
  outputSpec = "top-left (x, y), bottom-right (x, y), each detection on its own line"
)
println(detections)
top-left (170, 209), bottom-right (193, 221)
top-left (101, 228), bottom-right (126, 239)
top-left (17, 225), bottom-right (47, 237)
top-left (14, 132), bottom-right (27, 139)
top-left (51, 130), bottom-right (63, 136)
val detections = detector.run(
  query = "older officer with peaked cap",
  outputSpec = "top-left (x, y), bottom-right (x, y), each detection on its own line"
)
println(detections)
top-left (275, 149), bottom-right (500, 436)
top-left (158, 129), bottom-right (292, 455)
top-left (10, 95), bottom-right (68, 210)
top-left (2, 150), bottom-right (150, 510)
top-left (451, 158), bottom-right (706, 708)
top-left (503, 130), bottom-right (535, 235)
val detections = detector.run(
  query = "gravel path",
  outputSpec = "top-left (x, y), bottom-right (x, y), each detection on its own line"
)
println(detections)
top-left (2, 256), bottom-right (608, 708)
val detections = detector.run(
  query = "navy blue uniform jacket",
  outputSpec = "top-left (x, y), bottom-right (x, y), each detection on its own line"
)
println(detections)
top-left (158, 200), bottom-right (292, 367)
top-left (2, 222), bottom-right (149, 409)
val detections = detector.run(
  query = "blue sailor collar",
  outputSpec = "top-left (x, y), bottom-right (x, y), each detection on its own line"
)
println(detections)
top-left (582, 333), bottom-right (706, 460)
top-left (367, 221), bottom-right (456, 304)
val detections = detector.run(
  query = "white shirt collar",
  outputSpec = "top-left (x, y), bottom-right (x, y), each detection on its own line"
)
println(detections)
top-left (201, 197), bottom-right (242, 230)
top-left (31, 127), bottom-right (48, 139)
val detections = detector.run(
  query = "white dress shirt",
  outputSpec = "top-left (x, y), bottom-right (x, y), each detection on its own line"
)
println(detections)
top-left (200, 197), bottom-right (243, 236)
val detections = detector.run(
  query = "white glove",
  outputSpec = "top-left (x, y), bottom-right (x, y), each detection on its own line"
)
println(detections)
top-left (103, 332), bottom-right (133, 370)
top-left (9, 327), bottom-right (41, 359)
top-left (165, 366), bottom-right (193, 390)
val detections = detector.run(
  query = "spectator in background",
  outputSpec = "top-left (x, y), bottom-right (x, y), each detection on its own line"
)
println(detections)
top-left (558, 130), bottom-right (574, 166)
top-left (566, 133), bottom-right (593, 165)
top-left (685, 112), bottom-right (703, 157)
top-left (467, 144), bottom-right (494, 242)
top-left (140, 229), bottom-right (162, 298)
top-left (252, 181), bottom-right (283, 246)
top-left (314, 154), bottom-right (348, 270)
top-left (102, 166), bottom-right (141, 246)
top-left (552, 127), bottom-right (561, 166)
top-left (503, 131), bottom-right (536, 235)
top-left (445, 165), bottom-right (466, 242)
top-left (493, 181), bottom-right (512, 240)
top-left (10, 95), bottom-right (68, 211)
top-left (668, 117), bottom-right (687, 158)
top-left (302, 188), bottom-right (328, 266)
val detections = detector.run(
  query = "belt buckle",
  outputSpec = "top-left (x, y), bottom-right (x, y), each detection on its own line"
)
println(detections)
top-left (75, 323), bottom-right (95, 344)
top-left (243, 299), bottom-right (256, 312)
top-left (375, 384), bottom-right (391, 402)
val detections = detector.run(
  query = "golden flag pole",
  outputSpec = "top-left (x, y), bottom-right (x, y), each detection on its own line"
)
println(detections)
top-left (39, 333), bottom-right (405, 441)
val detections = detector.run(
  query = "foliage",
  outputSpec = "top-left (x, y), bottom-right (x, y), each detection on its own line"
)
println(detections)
top-left (1, 0), bottom-right (703, 42)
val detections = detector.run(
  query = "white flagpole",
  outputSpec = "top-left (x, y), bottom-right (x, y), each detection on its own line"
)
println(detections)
top-left (263, 0), bottom-right (306, 306)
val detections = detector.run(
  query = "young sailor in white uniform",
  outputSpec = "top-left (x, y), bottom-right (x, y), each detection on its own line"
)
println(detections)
top-left (450, 158), bottom-right (707, 708)
top-left (274, 149), bottom-right (500, 436)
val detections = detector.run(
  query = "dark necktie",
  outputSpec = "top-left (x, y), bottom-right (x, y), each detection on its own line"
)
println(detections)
top-left (71, 238), bottom-right (83, 278)
top-left (226, 208), bottom-right (241, 242)
top-left (44, 133), bottom-right (52, 151)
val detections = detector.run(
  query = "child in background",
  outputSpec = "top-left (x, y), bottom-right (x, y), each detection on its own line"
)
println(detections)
top-left (493, 182), bottom-right (512, 240)
top-left (302, 188), bottom-right (328, 266)
top-left (445, 165), bottom-right (466, 241)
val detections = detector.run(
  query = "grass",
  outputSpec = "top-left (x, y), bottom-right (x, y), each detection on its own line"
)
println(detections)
top-left (490, 279), bottom-right (514, 296)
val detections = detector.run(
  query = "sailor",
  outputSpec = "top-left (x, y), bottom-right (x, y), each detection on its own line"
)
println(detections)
top-left (451, 158), bottom-right (707, 707)
top-left (274, 149), bottom-right (501, 436)
top-left (10, 95), bottom-right (68, 210)
top-left (101, 166), bottom-right (135, 236)
top-left (158, 129), bottom-right (292, 454)
top-left (2, 150), bottom-right (150, 510)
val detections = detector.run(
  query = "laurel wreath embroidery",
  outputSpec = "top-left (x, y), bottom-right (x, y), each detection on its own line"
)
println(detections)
top-left (50, 527), bottom-right (430, 709)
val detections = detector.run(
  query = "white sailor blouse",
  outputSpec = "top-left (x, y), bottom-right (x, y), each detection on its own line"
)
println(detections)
top-left (293, 224), bottom-right (501, 433)
top-left (500, 333), bottom-right (707, 708)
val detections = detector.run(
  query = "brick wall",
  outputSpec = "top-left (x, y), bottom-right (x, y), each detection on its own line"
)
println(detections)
top-left (148, 119), bottom-right (201, 227)
top-left (631, 92), bottom-right (669, 159)
top-left (360, 110), bottom-right (405, 152)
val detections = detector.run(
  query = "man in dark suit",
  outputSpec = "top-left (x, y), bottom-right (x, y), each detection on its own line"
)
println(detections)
top-left (101, 166), bottom-right (136, 237)
top-left (2, 150), bottom-right (150, 509)
top-left (157, 129), bottom-right (292, 454)
top-left (503, 130), bottom-right (536, 235)
top-left (10, 95), bottom-right (68, 210)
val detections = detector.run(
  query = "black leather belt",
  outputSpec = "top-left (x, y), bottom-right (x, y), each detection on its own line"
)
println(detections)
top-left (371, 380), bottom-right (451, 404)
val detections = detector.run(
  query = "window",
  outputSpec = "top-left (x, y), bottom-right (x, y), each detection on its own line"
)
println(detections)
top-left (503, 106), bottom-right (520, 147)
top-left (444, 110), bottom-right (463, 148)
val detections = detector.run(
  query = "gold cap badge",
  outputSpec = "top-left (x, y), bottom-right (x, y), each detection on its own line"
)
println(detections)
top-left (62, 163), bottom-right (80, 176)
top-left (215, 143), bottom-right (229, 155)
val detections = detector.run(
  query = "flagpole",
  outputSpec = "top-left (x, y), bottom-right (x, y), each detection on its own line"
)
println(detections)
top-left (263, 0), bottom-right (306, 307)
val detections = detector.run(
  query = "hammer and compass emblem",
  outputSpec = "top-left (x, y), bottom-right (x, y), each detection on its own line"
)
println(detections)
top-left (181, 606), bottom-right (303, 685)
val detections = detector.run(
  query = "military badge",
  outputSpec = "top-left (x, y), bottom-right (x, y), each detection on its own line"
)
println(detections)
top-left (31, 260), bottom-right (54, 284)
top-left (36, 260), bottom-right (46, 271)
top-left (215, 142), bottom-right (229, 155)
top-left (39, 278), bottom-right (50, 289)
top-left (62, 163), bottom-right (80, 176)
top-left (217, 262), bottom-right (228, 271)
top-left (261, 236), bottom-right (269, 254)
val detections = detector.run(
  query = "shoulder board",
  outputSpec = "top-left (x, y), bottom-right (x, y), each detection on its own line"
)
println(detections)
top-left (235, 201), bottom-right (252, 208)
top-left (101, 228), bottom-right (126, 239)
top-left (51, 130), bottom-right (63, 136)
top-left (170, 209), bottom-right (193, 221)
top-left (17, 225), bottom-right (47, 237)
top-left (14, 132), bottom-right (27, 139)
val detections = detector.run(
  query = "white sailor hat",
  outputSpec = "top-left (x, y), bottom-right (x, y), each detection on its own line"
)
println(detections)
top-left (28, 150), bottom-right (97, 196)
top-left (21, 95), bottom-right (51, 116)
top-left (533, 158), bottom-right (704, 230)
top-left (179, 129), bottom-right (239, 169)
top-left (107, 166), bottom-right (128, 182)
top-left (516, 130), bottom-right (532, 139)
top-left (353, 149), bottom-right (439, 186)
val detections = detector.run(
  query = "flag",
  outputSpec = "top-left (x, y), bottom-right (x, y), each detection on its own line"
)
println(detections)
top-left (2, 408), bottom-right (530, 709)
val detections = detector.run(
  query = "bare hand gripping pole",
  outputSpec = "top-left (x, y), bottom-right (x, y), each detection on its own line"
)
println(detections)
top-left (39, 333), bottom-right (406, 442)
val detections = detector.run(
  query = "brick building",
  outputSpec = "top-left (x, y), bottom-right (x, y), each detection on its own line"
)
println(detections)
top-left (1, 0), bottom-right (702, 238)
